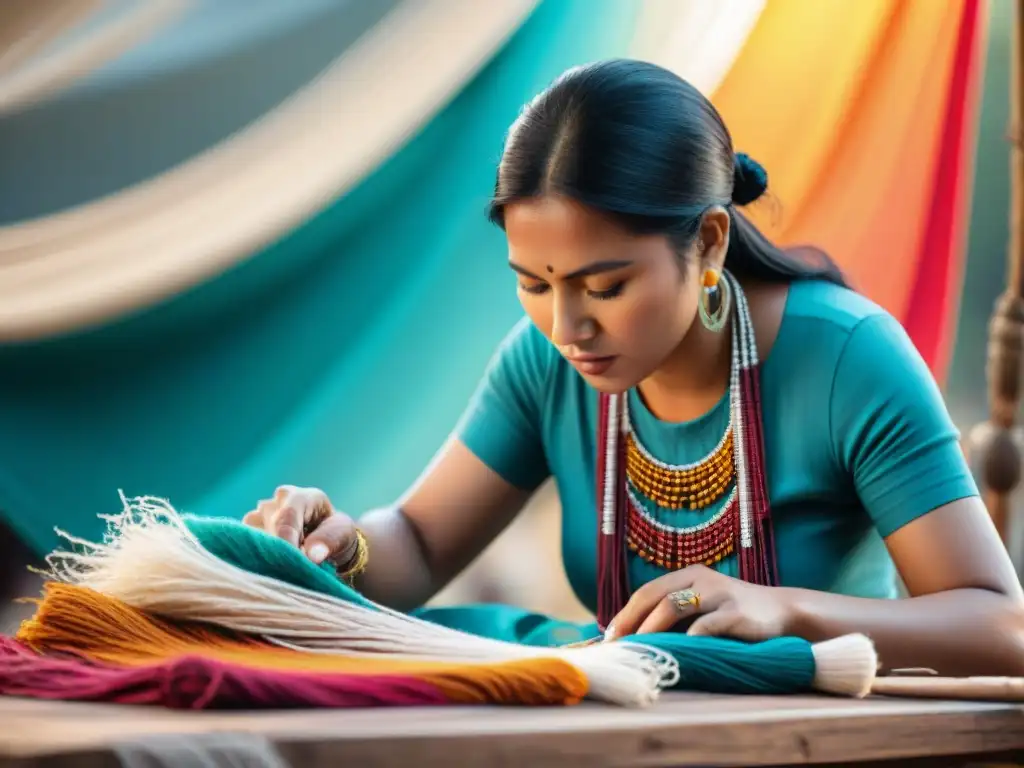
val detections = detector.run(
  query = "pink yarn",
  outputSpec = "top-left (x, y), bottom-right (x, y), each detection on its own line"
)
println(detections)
top-left (0, 636), bottom-right (447, 709)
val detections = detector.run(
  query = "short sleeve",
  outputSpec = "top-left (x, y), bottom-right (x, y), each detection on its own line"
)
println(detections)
top-left (455, 318), bottom-right (552, 490)
top-left (830, 313), bottom-right (979, 537)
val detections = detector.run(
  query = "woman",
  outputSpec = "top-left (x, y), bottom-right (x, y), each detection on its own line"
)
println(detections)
top-left (244, 59), bottom-right (1024, 676)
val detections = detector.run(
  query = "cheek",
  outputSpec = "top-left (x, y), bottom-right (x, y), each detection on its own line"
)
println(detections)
top-left (517, 291), bottom-right (553, 337)
top-left (609, 275), bottom-right (693, 344)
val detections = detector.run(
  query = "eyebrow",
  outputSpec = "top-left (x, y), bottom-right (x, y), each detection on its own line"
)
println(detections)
top-left (509, 259), bottom-right (633, 281)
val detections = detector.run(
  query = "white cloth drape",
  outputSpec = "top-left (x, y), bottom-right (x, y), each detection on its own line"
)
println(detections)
top-left (0, 0), bottom-right (184, 117)
top-left (629, 0), bottom-right (766, 96)
top-left (0, 0), bottom-right (539, 342)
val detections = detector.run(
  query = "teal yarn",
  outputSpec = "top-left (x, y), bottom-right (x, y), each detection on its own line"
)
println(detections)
top-left (626, 635), bottom-right (816, 695)
top-left (415, 605), bottom-right (817, 695)
top-left (181, 514), bottom-right (378, 611)
top-left (411, 605), bottom-right (600, 647)
top-left (179, 516), bottom-right (817, 695)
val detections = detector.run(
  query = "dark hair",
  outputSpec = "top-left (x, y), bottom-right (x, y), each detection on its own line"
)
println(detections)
top-left (488, 59), bottom-right (845, 286)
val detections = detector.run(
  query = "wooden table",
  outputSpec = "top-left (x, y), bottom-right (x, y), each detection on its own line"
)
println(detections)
top-left (2, 693), bottom-right (1024, 767)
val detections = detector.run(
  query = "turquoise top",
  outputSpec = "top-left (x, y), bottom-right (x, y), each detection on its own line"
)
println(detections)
top-left (456, 279), bottom-right (978, 613)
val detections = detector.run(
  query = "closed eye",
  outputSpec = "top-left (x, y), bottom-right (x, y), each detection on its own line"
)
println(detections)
top-left (518, 281), bottom-right (550, 295)
top-left (588, 281), bottom-right (625, 300)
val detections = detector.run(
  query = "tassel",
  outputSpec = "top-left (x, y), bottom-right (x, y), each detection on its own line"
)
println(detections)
top-left (623, 633), bottom-right (876, 698)
top-left (38, 495), bottom-right (677, 708)
top-left (809, 633), bottom-right (878, 698)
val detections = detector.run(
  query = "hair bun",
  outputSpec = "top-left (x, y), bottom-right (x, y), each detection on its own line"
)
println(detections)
top-left (732, 152), bottom-right (768, 206)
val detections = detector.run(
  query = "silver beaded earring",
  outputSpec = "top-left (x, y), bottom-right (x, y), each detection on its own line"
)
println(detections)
top-left (698, 268), bottom-right (731, 332)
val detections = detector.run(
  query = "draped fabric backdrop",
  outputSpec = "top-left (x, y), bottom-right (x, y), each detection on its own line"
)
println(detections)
top-left (0, 0), bottom-right (993, 562)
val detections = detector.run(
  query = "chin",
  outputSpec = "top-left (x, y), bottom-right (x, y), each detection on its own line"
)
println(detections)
top-left (582, 370), bottom-right (640, 395)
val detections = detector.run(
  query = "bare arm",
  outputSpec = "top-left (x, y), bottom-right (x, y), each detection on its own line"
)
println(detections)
top-left (352, 438), bottom-right (533, 611)
top-left (783, 497), bottom-right (1024, 676)
top-left (608, 497), bottom-right (1024, 677)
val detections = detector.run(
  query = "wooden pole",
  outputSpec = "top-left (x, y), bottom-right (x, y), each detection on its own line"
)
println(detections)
top-left (969, 0), bottom-right (1024, 543)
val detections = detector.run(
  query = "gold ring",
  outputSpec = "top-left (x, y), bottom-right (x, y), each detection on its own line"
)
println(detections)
top-left (668, 589), bottom-right (700, 614)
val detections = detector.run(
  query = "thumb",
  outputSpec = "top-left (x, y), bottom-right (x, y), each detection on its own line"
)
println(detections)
top-left (302, 513), bottom-right (358, 565)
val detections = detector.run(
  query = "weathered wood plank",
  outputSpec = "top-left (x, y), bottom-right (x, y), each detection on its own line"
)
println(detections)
top-left (2, 693), bottom-right (1023, 767)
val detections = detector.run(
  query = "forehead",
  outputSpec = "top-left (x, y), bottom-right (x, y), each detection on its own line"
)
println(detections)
top-left (504, 196), bottom-right (665, 268)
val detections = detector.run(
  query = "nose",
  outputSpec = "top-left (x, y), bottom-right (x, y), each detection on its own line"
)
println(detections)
top-left (550, 293), bottom-right (597, 348)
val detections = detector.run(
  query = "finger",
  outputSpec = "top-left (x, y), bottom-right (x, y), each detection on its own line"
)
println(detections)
top-left (304, 515), bottom-right (358, 565)
top-left (635, 591), bottom-right (706, 635)
top-left (269, 503), bottom-right (303, 547)
top-left (686, 609), bottom-right (738, 638)
top-left (241, 510), bottom-right (264, 528)
top-left (274, 485), bottom-right (298, 501)
top-left (304, 494), bottom-right (334, 533)
top-left (605, 566), bottom-right (704, 641)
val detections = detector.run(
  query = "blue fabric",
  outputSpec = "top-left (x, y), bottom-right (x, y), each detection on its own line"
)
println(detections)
top-left (0, 0), bottom-right (641, 557)
top-left (457, 280), bottom-right (980, 612)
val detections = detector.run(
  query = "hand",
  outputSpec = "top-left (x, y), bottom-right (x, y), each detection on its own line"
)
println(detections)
top-left (243, 485), bottom-right (358, 567)
top-left (604, 565), bottom-right (794, 643)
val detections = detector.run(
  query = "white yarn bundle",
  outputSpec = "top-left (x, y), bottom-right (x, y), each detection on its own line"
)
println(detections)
top-left (43, 495), bottom-right (679, 708)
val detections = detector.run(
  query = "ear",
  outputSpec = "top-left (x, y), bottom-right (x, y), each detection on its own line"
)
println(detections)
top-left (697, 207), bottom-right (730, 271)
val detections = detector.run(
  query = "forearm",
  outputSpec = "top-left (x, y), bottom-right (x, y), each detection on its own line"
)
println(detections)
top-left (783, 586), bottom-right (1024, 677)
top-left (349, 506), bottom-right (438, 612)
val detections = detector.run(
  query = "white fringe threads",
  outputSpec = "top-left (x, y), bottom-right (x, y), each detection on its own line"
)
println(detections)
top-left (809, 633), bottom-right (878, 698)
top-left (43, 495), bottom-right (678, 708)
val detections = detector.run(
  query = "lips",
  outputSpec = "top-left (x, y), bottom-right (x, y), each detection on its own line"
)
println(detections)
top-left (566, 354), bottom-right (618, 376)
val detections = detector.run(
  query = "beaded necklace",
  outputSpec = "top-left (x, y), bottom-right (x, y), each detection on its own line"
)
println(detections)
top-left (595, 271), bottom-right (778, 630)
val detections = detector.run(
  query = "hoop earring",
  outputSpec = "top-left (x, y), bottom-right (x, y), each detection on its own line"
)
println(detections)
top-left (698, 269), bottom-right (731, 332)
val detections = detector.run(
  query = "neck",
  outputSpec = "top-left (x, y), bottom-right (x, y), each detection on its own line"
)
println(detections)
top-left (637, 314), bottom-right (733, 422)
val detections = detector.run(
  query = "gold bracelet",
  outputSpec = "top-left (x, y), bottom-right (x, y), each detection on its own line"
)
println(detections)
top-left (336, 530), bottom-right (369, 584)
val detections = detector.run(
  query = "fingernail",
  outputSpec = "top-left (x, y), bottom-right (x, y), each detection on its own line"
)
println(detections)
top-left (604, 624), bottom-right (616, 642)
top-left (307, 543), bottom-right (329, 564)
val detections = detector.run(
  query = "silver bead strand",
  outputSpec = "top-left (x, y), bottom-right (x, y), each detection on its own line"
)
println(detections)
top-left (601, 393), bottom-right (621, 536)
top-left (724, 271), bottom-right (753, 550)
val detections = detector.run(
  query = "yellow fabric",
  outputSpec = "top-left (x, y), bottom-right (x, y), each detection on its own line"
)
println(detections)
top-left (711, 1), bottom-right (966, 321)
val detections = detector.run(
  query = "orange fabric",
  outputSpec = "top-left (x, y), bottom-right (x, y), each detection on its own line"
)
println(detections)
top-left (783, 2), bottom-right (962, 319)
top-left (712, 0), bottom-right (898, 226)
top-left (17, 583), bottom-right (588, 706)
top-left (710, 0), bottom-right (981, 382)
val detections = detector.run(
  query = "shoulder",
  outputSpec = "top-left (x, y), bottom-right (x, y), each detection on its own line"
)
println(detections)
top-left (475, 315), bottom-right (574, 419)
top-left (495, 315), bottom-right (555, 357)
top-left (488, 316), bottom-right (561, 383)
top-left (772, 279), bottom-right (915, 372)
top-left (784, 279), bottom-right (889, 334)
top-left (767, 279), bottom-right (946, 451)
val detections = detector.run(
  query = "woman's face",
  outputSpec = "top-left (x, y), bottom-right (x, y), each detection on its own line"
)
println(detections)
top-left (504, 195), bottom-right (716, 393)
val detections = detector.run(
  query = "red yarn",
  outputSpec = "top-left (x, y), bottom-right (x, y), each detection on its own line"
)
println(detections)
top-left (0, 636), bottom-right (447, 709)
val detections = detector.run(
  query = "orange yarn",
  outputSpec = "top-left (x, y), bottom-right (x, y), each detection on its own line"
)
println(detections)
top-left (17, 583), bottom-right (588, 706)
